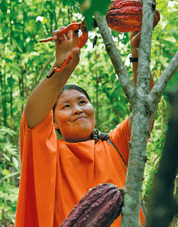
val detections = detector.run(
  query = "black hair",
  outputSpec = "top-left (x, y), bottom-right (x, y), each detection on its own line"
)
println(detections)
top-left (53, 84), bottom-right (91, 134)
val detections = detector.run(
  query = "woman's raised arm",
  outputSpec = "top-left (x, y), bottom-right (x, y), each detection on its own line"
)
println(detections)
top-left (25, 28), bottom-right (80, 129)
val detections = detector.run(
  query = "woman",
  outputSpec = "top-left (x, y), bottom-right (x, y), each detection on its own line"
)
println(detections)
top-left (15, 11), bottom-right (160, 227)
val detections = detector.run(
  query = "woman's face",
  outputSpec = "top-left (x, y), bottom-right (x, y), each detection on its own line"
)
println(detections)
top-left (54, 89), bottom-right (95, 143)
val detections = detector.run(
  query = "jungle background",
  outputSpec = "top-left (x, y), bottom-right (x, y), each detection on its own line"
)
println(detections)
top-left (0, 0), bottom-right (178, 226)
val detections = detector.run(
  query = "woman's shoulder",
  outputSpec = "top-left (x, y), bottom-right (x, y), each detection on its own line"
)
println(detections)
top-left (20, 108), bottom-right (57, 149)
top-left (109, 116), bottom-right (130, 139)
top-left (21, 108), bottom-right (54, 132)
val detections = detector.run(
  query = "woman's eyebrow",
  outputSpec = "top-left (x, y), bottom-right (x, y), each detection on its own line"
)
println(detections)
top-left (59, 100), bottom-right (69, 105)
top-left (59, 95), bottom-right (87, 105)
top-left (77, 95), bottom-right (87, 100)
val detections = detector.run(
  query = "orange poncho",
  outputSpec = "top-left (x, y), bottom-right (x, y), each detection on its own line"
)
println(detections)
top-left (15, 110), bottom-right (145, 227)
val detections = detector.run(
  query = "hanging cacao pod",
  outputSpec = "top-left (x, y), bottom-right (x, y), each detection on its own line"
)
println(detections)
top-left (60, 183), bottom-right (124, 227)
top-left (106, 0), bottom-right (143, 32)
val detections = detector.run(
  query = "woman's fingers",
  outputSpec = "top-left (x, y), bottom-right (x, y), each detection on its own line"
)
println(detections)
top-left (52, 25), bottom-right (78, 47)
top-left (53, 21), bottom-right (81, 69)
top-left (68, 47), bottom-right (80, 69)
top-left (65, 30), bottom-right (72, 40)
top-left (71, 47), bottom-right (80, 59)
top-left (52, 27), bottom-right (66, 42)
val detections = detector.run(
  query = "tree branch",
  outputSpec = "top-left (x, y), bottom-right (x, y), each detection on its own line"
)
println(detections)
top-left (94, 13), bottom-right (135, 102)
top-left (147, 51), bottom-right (178, 112)
top-left (137, 0), bottom-right (155, 94)
top-left (95, 1), bottom-right (178, 227)
top-left (121, 0), bottom-right (155, 226)
top-left (95, 1), bottom-right (155, 225)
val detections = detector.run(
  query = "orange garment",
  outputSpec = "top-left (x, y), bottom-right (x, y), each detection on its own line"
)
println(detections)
top-left (15, 109), bottom-right (145, 227)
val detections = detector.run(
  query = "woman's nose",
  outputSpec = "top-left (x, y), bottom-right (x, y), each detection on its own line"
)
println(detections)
top-left (73, 104), bottom-right (83, 114)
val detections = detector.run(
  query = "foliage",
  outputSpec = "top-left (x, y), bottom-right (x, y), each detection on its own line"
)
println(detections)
top-left (78, 0), bottom-right (111, 30)
top-left (0, 127), bottom-right (20, 184)
top-left (0, 127), bottom-right (20, 226)
top-left (142, 95), bottom-right (170, 202)
top-left (143, 0), bottom-right (178, 207)
top-left (0, 181), bottom-right (19, 226)
top-left (0, 0), bottom-right (178, 224)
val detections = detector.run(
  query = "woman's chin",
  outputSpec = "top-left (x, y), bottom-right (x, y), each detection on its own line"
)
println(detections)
top-left (64, 128), bottom-right (93, 143)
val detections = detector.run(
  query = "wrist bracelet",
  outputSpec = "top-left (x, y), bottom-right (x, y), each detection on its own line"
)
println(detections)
top-left (47, 70), bottom-right (55, 78)
top-left (130, 56), bottom-right (138, 63)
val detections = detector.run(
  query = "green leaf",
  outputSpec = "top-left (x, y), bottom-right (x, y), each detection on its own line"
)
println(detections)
top-left (1, 169), bottom-right (11, 182)
top-left (2, 153), bottom-right (10, 162)
top-left (163, 36), bottom-right (176, 43)
top-left (12, 157), bottom-right (19, 169)
top-left (0, 127), bottom-right (16, 138)
top-left (1, 171), bottom-right (20, 181)
top-left (13, 38), bottom-right (23, 52)
top-left (79, 0), bottom-right (111, 30)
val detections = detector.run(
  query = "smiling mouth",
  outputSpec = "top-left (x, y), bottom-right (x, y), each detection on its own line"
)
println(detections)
top-left (74, 117), bottom-right (86, 121)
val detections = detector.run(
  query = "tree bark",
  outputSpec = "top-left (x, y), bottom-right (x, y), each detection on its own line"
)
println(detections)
top-left (94, 13), bottom-right (134, 101)
top-left (121, 1), bottom-right (156, 226)
top-left (95, 0), bottom-right (178, 226)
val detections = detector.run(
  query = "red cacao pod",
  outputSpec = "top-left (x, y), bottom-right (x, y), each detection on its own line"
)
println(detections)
top-left (60, 183), bottom-right (124, 227)
top-left (106, 0), bottom-right (143, 32)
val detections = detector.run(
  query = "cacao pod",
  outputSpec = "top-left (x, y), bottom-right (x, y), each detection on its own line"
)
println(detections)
top-left (60, 183), bottom-right (124, 227)
top-left (106, 0), bottom-right (143, 33)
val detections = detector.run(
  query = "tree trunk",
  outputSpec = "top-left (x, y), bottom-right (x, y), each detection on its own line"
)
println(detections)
top-left (95, 0), bottom-right (178, 225)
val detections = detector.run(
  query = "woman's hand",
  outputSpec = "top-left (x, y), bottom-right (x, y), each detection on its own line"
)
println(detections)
top-left (130, 9), bottom-right (160, 55)
top-left (52, 23), bottom-right (80, 70)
